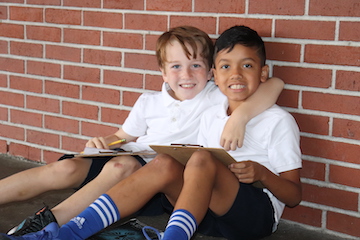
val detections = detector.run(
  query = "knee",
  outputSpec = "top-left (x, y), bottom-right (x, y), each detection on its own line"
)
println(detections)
top-left (47, 159), bottom-right (83, 177)
top-left (101, 157), bottom-right (142, 181)
top-left (187, 150), bottom-right (217, 170)
top-left (149, 154), bottom-right (184, 180)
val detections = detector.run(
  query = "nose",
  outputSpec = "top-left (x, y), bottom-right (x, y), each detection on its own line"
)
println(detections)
top-left (181, 67), bottom-right (193, 80)
top-left (230, 67), bottom-right (242, 80)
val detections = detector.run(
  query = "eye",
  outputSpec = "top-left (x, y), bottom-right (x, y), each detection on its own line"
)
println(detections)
top-left (243, 63), bottom-right (252, 68)
top-left (193, 64), bottom-right (201, 68)
top-left (220, 64), bottom-right (230, 69)
top-left (171, 64), bottom-right (181, 69)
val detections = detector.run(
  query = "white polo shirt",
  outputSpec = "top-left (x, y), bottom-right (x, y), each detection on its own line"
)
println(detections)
top-left (198, 101), bottom-right (302, 230)
top-left (121, 81), bottom-right (226, 161)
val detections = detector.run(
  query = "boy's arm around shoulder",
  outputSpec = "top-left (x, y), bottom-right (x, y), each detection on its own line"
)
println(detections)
top-left (221, 77), bottom-right (284, 151)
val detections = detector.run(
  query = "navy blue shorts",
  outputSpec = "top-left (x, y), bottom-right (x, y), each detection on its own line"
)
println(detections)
top-left (58, 149), bottom-right (146, 190)
top-left (160, 183), bottom-right (275, 240)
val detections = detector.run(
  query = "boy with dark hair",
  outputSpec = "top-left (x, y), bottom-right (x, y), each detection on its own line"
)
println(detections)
top-left (0, 26), bottom-right (293, 240)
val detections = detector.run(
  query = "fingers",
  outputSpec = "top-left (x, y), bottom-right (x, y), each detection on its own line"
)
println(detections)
top-left (85, 137), bottom-right (108, 149)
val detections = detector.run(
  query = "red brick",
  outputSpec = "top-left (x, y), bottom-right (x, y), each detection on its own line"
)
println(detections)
top-left (83, 49), bottom-right (121, 66)
top-left (84, 11), bottom-right (122, 29)
top-left (309, 0), bottom-right (360, 17)
top-left (10, 109), bottom-right (42, 127)
top-left (8, 143), bottom-right (41, 162)
top-left (27, 61), bottom-right (61, 78)
top-left (126, 14), bottom-right (167, 31)
top-left (303, 183), bottom-right (358, 211)
top-left (330, 165), bottom-right (360, 188)
top-left (265, 42), bottom-right (301, 62)
top-left (0, 124), bottom-right (25, 140)
top-left (27, 25), bottom-right (61, 42)
top-left (1, 0), bottom-right (24, 3)
top-left (46, 45), bottom-right (81, 62)
top-left (273, 66), bottom-right (332, 88)
top-left (26, 95), bottom-right (60, 113)
top-left (82, 85), bottom-right (120, 105)
top-left (0, 73), bottom-right (7, 87)
top-left (104, 70), bottom-right (143, 88)
top-left (195, 0), bottom-right (245, 13)
top-left (291, 113), bottom-right (329, 135)
top-left (340, 21), bottom-right (360, 41)
top-left (170, 16), bottom-right (217, 35)
top-left (0, 107), bottom-right (8, 121)
top-left (147, 0), bottom-right (191, 11)
top-left (0, 91), bottom-right (24, 107)
top-left (219, 18), bottom-right (272, 37)
top-left (10, 75), bottom-right (43, 93)
top-left (81, 122), bottom-right (118, 139)
top-left (0, 6), bottom-right (7, 19)
top-left (125, 53), bottom-right (158, 71)
top-left (249, 0), bottom-right (305, 15)
top-left (61, 136), bottom-right (87, 153)
top-left (43, 150), bottom-right (64, 164)
top-left (0, 40), bottom-right (8, 54)
top-left (10, 41), bottom-right (43, 58)
top-left (145, 34), bottom-right (159, 51)
top-left (336, 71), bottom-right (360, 91)
top-left (0, 23), bottom-right (24, 39)
top-left (101, 108), bottom-right (129, 125)
top-left (301, 137), bottom-right (359, 164)
top-left (27, 0), bottom-right (61, 5)
top-left (45, 8), bottom-right (81, 25)
top-left (333, 119), bottom-right (360, 141)
top-left (63, 0), bottom-right (101, 8)
top-left (104, 0), bottom-right (144, 10)
top-left (64, 29), bottom-right (101, 46)
top-left (276, 20), bottom-right (335, 40)
top-left (282, 205), bottom-right (322, 227)
top-left (10, 6), bottom-right (43, 22)
top-left (305, 45), bottom-right (359, 67)
top-left (302, 92), bottom-right (360, 116)
top-left (0, 57), bottom-right (24, 73)
top-left (45, 115), bottom-right (79, 134)
top-left (27, 129), bottom-right (60, 148)
top-left (122, 91), bottom-right (141, 107)
top-left (0, 139), bottom-right (7, 153)
top-left (64, 65), bottom-right (100, 84)
top-left (301, 160), bottom-right (326, 181)
top-left (277, 89), bottom-right (299, 108)
top-left (327, 212), bottom-right (360, 237)
top-left (103, 32), bottom-right (143, 49)
top-left (145, 74), bottom-right (163, 91)
top-left (45, 80), bottom-right (80, 99)
top-left (62, 101), bottom-right (99, 120)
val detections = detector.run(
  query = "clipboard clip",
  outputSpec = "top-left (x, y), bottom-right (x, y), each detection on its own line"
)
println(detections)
top-left (170, 143), bottom-right (203, 147)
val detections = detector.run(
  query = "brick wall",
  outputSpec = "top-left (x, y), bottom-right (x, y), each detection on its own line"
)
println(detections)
top-left (0, 0), bottom-right (359, 238)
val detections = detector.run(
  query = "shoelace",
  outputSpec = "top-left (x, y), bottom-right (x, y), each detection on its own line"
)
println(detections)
top-left (142, 226), bottom-right (162, 240)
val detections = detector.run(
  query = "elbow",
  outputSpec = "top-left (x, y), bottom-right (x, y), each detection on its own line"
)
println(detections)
top-left (287, 191), bottom-right (302, 208)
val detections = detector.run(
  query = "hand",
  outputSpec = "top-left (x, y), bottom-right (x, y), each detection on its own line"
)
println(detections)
top-left (86, 137), bottom-right (108, 149)
top-left (229, 161), bottom-right (265, 184)
top-left (220, 118), bottom-right (245, 151)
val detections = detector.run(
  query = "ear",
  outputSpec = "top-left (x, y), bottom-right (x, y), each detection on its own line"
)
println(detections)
top-left (260, 65), bottom-right (269, 83)
top-left (207, 68), bottom-right (213, 81)
top-left (160, 68), bottom-right (168, 83)
top-left (212, 68), bottom-right (218, 85)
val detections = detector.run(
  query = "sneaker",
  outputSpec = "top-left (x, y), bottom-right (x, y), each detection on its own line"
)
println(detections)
top-left (142, 226), bottom-right (163, 240)
top-left (0, 222), bottom-right (60, 240)
top-left (8, 205), bottom-right (57, 236)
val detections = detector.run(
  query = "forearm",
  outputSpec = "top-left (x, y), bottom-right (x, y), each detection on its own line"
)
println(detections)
top-left (261, 169), bottom-right (302, 207)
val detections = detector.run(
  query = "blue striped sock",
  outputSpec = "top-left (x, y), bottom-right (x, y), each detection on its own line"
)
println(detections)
top-left (58, 194), bottom-right (120, 240)
top-left (162, 209), bottom-right (197, 240)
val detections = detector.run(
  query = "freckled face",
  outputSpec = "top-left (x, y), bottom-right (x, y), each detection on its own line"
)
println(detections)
top-left (161, 40), bottom-right (211, 101)
top-left (213, 44), bottom-right (268, 111)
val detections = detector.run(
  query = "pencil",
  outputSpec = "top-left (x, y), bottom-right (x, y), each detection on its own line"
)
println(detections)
top-left (108, 139), bottom-right (126, 146)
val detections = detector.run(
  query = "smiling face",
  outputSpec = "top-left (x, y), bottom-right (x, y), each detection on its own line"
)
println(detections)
top-left (161, 40), bottom-right (211, 101)
top-left (213, 44), bottom-right (269, 114)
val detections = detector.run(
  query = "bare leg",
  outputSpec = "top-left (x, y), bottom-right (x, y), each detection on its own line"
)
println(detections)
top-left (52, 156), bottom-right (142, 225)
top-left (0, 158), bottom-right (91, 205)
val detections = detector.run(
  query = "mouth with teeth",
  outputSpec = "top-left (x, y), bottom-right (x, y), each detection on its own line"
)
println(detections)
top-left (229, 84), bottom-right (245, 90)
top-left (180, 83), bottom-right (196, 88)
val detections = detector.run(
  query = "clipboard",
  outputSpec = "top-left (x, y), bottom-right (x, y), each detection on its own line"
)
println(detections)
top-left (74, 151), bottom-right (156, 158)
top-left (149, 144), bottom-right (236, 166)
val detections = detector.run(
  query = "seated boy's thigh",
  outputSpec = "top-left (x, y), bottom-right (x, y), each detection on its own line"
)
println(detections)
top-left (197, 183), bottom-right (275, 240)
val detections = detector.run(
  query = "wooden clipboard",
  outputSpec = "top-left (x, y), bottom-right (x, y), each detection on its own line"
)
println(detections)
top-left (149, 144), bottom-right (236, 166)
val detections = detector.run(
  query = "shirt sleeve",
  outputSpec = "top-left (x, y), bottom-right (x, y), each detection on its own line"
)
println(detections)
top-left (122, 94), bottom-right (148, 137)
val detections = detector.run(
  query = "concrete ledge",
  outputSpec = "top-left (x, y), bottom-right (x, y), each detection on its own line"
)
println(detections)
top-left (0, 154), bottom-right (353, 239)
